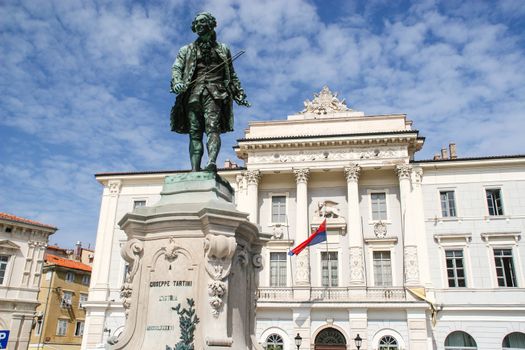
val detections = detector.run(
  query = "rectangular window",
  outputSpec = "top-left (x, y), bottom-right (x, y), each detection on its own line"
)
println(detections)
top-left (65, 272), bottom-right (75, 283)
top-left (486, 189), bottom-right (504, 216)
top-left (56, 319), bottom-right (68, 336)
top-left (440, 191), bottom-right (457, 217)
top-left (35, 319), bottom-right (43, 335)
top-left (373, 251), bottom-right (392, 286)
top-left (371, 192), bottom-right (387, 221)
top-left (494, 249), bottom-right (517, 287)
top-left (133, 200), bottom-right (146, 209)
top-left (61, 291), bottom-right (73, 308)
top-left (271, 196), bottom-right (286, 224)
top-left (82, 275), bottom-right (90, 285)
top-left (0, 255), bottom-right (9, 284)
top-left (269, 252), bottom-right (287, 287)
top-left (74, 321), bottom-right (84, 336)
top-left (79, 293), bottom-right (88, 308)
top-left (445, 250), bottom-right (466, 287)
top-left (321, 252), bottom-right (338, 287)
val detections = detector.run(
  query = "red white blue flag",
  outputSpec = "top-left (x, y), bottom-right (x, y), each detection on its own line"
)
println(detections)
top-left (288, 219), bottom-right (327, 256)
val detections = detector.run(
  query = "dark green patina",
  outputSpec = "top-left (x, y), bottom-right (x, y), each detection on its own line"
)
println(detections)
top-left (170, 12), bottom-right (250, 172)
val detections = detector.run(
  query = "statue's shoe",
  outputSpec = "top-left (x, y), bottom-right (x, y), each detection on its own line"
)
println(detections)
top-left (204, 163), bottom-right (217, 172)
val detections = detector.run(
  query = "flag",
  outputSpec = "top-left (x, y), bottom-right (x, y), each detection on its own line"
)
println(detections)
top-left (288, 219), bottom-right (327, 256)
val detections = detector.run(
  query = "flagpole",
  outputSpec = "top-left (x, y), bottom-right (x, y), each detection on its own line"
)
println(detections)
top-left (324, 219), bottom-right (330, 298)
top-left (285, 214), bottom-right (294, 288)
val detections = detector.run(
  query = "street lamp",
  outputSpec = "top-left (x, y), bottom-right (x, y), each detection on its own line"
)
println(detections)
top-left (294, 333), bottom-right (302, 350)
top-left (354, 334), bottom-right (362, 350)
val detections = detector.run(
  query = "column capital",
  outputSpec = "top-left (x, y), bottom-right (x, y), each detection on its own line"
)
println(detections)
top-left (344, 163), bottom-right (361, 182)
top-left (412, 166), bottom-right (423, 184)
top-left (395, 164), bottom-right (412, 180)
top-left (245, 170), bottom-right (261, 185)
top-left (108, 180), bottom-right (122, 196)
top-left (293, 168), bottom-right (310, 184)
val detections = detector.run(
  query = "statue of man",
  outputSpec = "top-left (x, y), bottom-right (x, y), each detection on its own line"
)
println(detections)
top-left (170, 12), bottom-right (250, 172)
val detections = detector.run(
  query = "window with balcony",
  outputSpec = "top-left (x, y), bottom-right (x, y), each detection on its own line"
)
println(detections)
top-left (486, 188), bottom-right (504, 216)
top-left (0, 255), bottom-right (9, 285)
top-left (321, 252), bottom-right (338, 287)
top-left (74, 321), bottom-right (84, 336)
top-left (56, 319), bottom-right (68, 336)
top-left (271, 195), bottom-right (286, 224)
top-left (269, 252), bottom-right (287, 287)
top-left (61, 291), bottom-right (73, 308)
top-left (373, 251), bottom-right (392, 287)
top-left (371, 192), bottom-right (387, 221)
top-left (494, 248), bottom-right (517, 287)
top-left (65, 272), bottom-right (75, 283)
top-left (440, 191), bottom-right (457, 217)
top-left (446, 250), bottom-right (466, 287)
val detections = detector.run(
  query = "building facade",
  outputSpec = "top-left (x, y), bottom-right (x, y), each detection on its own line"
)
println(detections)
top-left (29, 252), bottom-right (92, 350)
top-left (0, 213), bottom-right (56, 350)
top-left (82, 87), bottom-right (525, 350)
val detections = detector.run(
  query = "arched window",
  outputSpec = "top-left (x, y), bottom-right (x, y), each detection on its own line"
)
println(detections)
top-left (444, 331), bottom-right (477, 350)
top-left (265, 333), bottom-right (284, 350)
top-left (315, 327), bottom-right (346, 345)
top-left (503, 332), bottom-right (525, 349)
top-left (379, 335), bottom-right (398, 350)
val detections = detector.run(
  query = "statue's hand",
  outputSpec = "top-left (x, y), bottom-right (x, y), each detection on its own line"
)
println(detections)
top-left (236, 95), bottom-right (251, 107)
top-left (172, 83), bottom-right (187, 94)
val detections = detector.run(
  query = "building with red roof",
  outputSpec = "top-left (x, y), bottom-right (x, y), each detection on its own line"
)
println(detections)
top-left (0, 212), bottom-right (56, 350)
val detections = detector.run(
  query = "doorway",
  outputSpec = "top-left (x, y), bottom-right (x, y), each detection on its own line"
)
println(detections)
top-left (314, 327), bottom-right (347, 350)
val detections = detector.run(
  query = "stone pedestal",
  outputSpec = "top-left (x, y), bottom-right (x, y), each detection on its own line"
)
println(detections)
top-left (109, 172), bottom-right (262, 350)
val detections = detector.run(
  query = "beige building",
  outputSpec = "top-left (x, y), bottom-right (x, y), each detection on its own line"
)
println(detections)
top-left (0, 212), bottom-right (56, 350)
top-left (30, 252), bottom-right (92, 349)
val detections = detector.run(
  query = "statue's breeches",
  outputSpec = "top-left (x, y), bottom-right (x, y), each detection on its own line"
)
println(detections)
top-left (188, 88), bottom-right (223, 136)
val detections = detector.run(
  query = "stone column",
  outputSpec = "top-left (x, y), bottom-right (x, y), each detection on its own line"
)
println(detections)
top-left (411, 166), bottom-right (431, 286)
top-left (395, 164), bottom-right (420, 285)
top-left (245, 170), bottom-right (261, 224)
top-left (294, 168), bottom-right (310, 286)
top-left (83, 179), bottom-right (121, 349)
top-left (344, 164), bottom-right (365, 285)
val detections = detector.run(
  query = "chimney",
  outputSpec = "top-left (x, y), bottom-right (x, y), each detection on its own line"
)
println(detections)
top-left (441, 147), bottom-right (449, 160)
top-left (433, 154), bottom-right (441, 160)
top-left (74, 241), bottom-right (82, 261)
top-left (223, 159), bottom-right (232, 169)
top-left (449, 143), bottom-right (457, 159)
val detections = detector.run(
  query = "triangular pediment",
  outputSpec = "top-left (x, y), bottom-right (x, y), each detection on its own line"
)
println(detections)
top-left (0, 240), bottom-right (21, 251)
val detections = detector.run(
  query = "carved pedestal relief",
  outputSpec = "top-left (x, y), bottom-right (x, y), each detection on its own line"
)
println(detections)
top-left (404, 246), bottom-right (420, 284)
top-left (295, 252), bottom-right (310, 285)
top-left (204, 235), bottom-right (236, 317)
top-left (349, 247), bottom-right (364, 284)
top-left (120, 239), bottom-right (144, 318)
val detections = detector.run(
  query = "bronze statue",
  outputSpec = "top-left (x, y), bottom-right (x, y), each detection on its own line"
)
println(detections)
top-left (170, 12), bottom-right (250, 172)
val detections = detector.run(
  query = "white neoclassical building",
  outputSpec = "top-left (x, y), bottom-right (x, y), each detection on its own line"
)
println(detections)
top-left (82, 87), bottom-right (525, 350)
top-left (0, 212), bottom-right (56, 350)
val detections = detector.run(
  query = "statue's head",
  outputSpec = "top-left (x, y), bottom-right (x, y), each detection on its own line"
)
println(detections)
top-left (191, 12), bottom-right (217, 36)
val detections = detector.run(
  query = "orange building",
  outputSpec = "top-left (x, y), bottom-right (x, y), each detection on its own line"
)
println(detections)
top-left (29, 253), bottom-right (91, 349)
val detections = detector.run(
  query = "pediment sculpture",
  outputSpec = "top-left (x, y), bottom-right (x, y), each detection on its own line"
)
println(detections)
top-left (301, 86), bottom-right (350, 115)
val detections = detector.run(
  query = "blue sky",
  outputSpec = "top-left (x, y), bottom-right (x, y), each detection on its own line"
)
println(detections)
top-left (1, 0), bottom-right (525, 248)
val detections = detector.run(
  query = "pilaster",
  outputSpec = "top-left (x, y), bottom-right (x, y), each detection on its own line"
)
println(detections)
top-left (294, 168), bottom-right (310, 286)
top-left (245, 170), bottom-right (261, 224)
top-left (344, 164), bottom-right (365, 285)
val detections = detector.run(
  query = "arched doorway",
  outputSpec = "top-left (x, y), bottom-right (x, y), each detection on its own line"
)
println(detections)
top-left (314, 327), bottom-right (347, 350)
